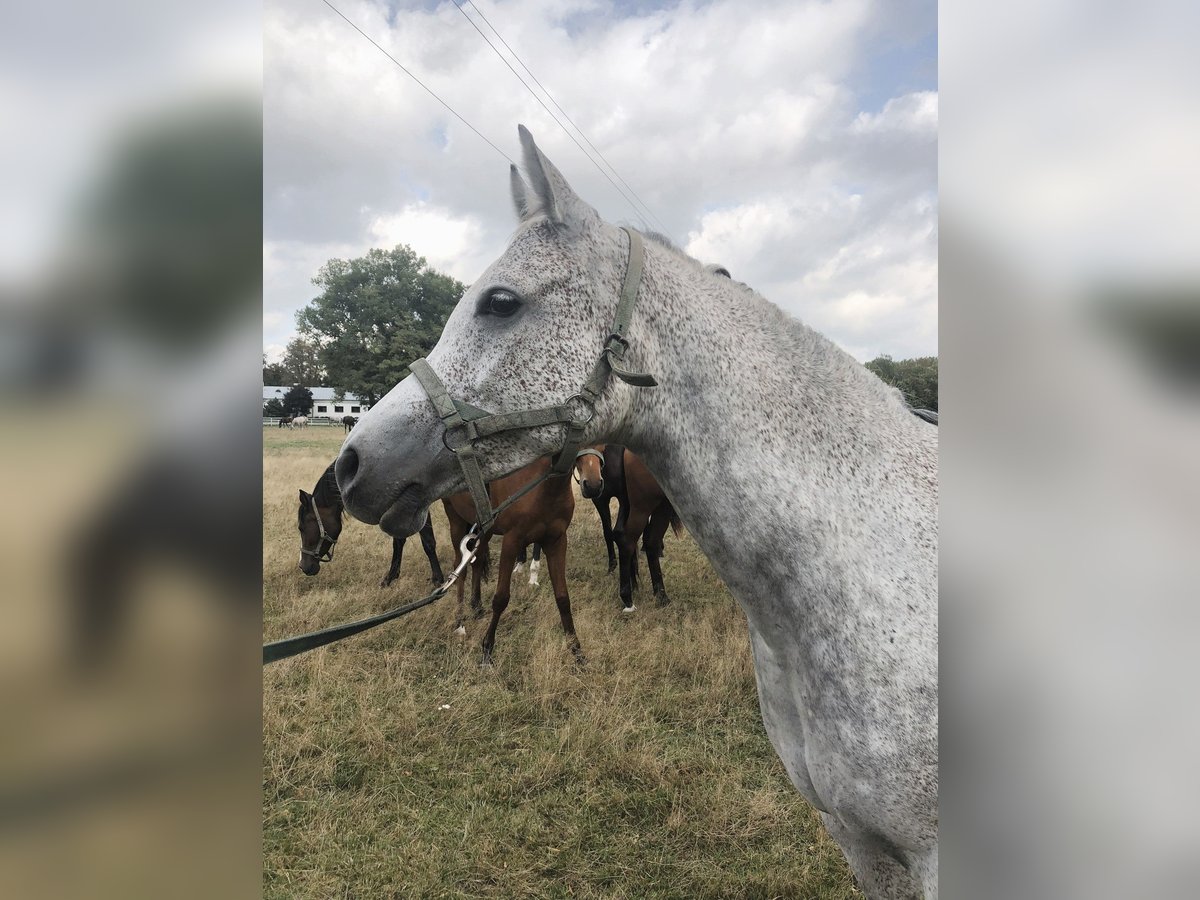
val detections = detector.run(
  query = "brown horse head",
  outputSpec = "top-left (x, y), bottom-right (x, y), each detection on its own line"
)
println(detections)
top-left (297, 468), bottom-right (344, 575)
top-left (574, 446), bottom-right (606, 499)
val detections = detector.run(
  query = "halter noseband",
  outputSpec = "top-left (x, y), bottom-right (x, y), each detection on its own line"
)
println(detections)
top-left (410, 227), bottom-right (655, 532)
top-left (301, 494), bottom-right (337, 563)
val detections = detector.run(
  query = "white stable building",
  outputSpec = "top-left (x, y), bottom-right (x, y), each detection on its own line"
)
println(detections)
top-left (263, 386), bottom-right (373, 419)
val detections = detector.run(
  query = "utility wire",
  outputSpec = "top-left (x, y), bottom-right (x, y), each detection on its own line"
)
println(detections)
top-left (462, 0), bottom-right (671, 236)
top-left (451, 0), bottom-right (670, 236)
top-left (318, 0), bottom-right (514, 166)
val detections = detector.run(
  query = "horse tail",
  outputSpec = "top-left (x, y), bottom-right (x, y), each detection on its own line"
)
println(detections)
top-left (477, 536), bottom-right (492, 582)
top-left (669, 508), bottom-right (684, 538)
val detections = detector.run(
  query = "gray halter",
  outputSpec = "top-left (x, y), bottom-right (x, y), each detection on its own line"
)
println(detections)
top-left (300, 494), bottom-right (337, 563)
top-left (409, 227), bottom-right (655, 533)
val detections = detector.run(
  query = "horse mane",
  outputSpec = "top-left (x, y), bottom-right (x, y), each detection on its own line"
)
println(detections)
top-left (313, 462), bottom-right (343, 509)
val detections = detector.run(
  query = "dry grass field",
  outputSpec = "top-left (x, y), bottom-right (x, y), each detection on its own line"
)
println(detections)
top-left (263, 426), bottom-right (856, 898)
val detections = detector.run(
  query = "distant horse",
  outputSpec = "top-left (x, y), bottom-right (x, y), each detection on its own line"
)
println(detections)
top-left (341, 415), bottom-right (357, 433)
top-left (297, 462), bottom-right (443, 587)
top-left (573, 444), bottom-right (623, 572)
top-left (334, 128), bottom-right (938, 897)
top-left (277, 415), bottom-right (293, 429)
top-left (441, 457), bottom-right (579, 665)
top-left (291, 415), bottom-right (309, 429)
top-left (576, 446), bottom-right (681, 611)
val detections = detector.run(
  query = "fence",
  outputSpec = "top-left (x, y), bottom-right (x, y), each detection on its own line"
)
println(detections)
top-left (263, 417), bottom-right (344, 427)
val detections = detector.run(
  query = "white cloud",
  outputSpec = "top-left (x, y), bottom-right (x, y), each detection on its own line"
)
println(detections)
top-left (852, 91), bottom-right (938, 135)
top-left (367, 203), bottom-right (489, 282)
top-left (264, 0), bottom-right (937, 361)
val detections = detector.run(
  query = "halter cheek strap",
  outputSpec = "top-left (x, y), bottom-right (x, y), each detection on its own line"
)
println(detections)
top-left (410, 227), bottom-right (655, 532)
top-left (301, 494), bottom-right (337, 563)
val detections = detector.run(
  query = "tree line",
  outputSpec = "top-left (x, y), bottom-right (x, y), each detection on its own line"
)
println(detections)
top-left (264, 242), bottom-right (936, 416)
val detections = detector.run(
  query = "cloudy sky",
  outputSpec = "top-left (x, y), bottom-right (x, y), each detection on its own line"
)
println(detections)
top-left (264, 0), bottom-right (936, 363)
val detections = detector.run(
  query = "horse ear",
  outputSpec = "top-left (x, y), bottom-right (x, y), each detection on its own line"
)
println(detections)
top-left (510, 164), bottom-right (531, 219)
top-left (298, 489), bottom-right (309, 503)
top-left (516, 124), bottom-right (599, 231)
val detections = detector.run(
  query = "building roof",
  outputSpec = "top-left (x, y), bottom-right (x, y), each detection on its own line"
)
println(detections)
top-left (263, 386), bottom-right (369, 404)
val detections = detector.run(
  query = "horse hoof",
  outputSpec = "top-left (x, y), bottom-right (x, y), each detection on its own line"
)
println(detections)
top-left (454, 625), bottom-right (467, 637)
top-left (528, 574), bottom-right (539, 587)
top-left (480, 657), bottom-right (494, 669)
top-left (607, 562), bottom-right (617, 574)
top-left (655, 593), bottom-right (671, 607)
top-left (513, 562), bottom-right (524, 573)
top-left (621, 604), bottom-right (637, 614)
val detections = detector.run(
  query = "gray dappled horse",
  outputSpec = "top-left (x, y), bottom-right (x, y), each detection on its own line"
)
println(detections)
top-left (335, 128), bottom-right (938, 899)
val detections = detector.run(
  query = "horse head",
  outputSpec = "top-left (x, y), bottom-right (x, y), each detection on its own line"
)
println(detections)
top-left (337, 126), bottom-right (649, 535)
top-left (296, 488), bottom-right (342, 575)
top-left (574, 447), bottom-right (606, 499)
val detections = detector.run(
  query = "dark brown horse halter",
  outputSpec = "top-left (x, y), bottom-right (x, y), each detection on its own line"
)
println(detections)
top-left (300, 494), bottom-right (337, 563)
top-left (409, 227), bottom-right (656, 533)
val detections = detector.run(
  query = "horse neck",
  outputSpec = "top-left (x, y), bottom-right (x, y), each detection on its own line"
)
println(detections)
top-left (619, 246), bottom-right (935, 608)
top-left (313, 464), bottom-right (345, 518)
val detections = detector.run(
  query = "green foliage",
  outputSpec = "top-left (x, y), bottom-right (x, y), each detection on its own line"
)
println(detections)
top-left (281, 385), bottom-right (313, 417)
top-left (280, 337), bottom-right (324, 385)
top-left (262, 362), bottom-right (288, 384)
top-left (263, 398), bottom-right (286, 418)
top-left (296, 245), bottom-right (464, 406)
top-left (865, 355), bottom-right (938, 411)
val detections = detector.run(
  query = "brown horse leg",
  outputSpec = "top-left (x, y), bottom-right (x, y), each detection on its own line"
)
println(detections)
top-left (445, 503), bottom-right (469, 634)
top-left (481, 534), bottom-right (518, 667)
top-left (380, 536), bottom-right (405, 588)
top-left (419, 516), bottom-right (444, 585)
top-left (544, 533), bottom-right (584, 663)
top-left (470, 537), bottom-right (489, 619)
top-left (642, 506), bottom-right (673, 606)
top-left (593, 496), bottom-right (618, 573)
top-left (618, 506), bottom-right (650, 613)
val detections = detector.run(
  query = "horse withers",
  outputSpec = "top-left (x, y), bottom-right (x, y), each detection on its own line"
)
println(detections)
top-left (297, 462), bottom-right (443, 587)
top-left (334, 127), bottom-right (938, 898)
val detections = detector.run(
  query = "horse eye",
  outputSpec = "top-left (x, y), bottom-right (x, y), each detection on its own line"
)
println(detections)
top-left (484, 289), bottom-right (521, 317)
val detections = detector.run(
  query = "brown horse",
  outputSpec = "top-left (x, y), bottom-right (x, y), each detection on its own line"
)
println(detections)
top-left (576, 446), bottom-right (681, 612)
top-left (442, 457), bottom-right (580, 665)
top-left (297, 462), bottom-right (444, 587)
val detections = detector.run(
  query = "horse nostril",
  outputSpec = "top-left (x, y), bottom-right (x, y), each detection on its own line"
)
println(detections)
top-left (336, 446), bottom-right (360, 491)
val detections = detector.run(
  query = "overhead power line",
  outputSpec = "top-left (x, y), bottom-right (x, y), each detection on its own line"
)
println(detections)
top-left (317, 0), bottom-right (514, 166)
top-left (451, 0), bottom-right (672, 236)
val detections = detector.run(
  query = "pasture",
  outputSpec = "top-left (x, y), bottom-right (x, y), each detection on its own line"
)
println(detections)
top-left (263, 427), bottom-right (855, 898)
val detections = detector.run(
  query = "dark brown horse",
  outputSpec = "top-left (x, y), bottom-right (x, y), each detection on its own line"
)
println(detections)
top-left (576, 446), bottom-right (681, 612)
top-left (573, 444), bottom-right (624, 572)
top-left (297, 463), bottom-right (443, 587)
top-left (442, 457), bottom-right (580, 665)
top-left (341, 415), bottom-right (357, 433)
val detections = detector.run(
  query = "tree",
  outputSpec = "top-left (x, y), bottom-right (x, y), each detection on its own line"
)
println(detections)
top-left (865, 355), bottom-right (938, 411)
top-left (296, 245), bottom-right (464, 406)
top-left (281, 385), bottom-right (313, 417)
top-left (263, 398), bottom-right (286, 417)
top-left (263, 360), bottom-right (288, 384)
top-left (280, 337), bottom-right (324, 385)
